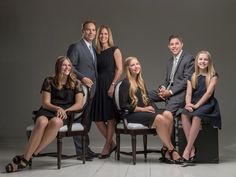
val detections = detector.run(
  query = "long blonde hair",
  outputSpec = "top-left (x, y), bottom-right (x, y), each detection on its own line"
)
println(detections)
top-left (124, 57), bottom-right (149, 107)
top-left (95, 24), bottom-right (114, 54)
top-left (191, 51), bottom-right (216, 89)
top-left (54, 56), bottom-right (78, 90)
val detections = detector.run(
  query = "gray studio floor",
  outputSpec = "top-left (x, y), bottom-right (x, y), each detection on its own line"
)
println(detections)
top-left (0, 137), bottom-right (236, 177)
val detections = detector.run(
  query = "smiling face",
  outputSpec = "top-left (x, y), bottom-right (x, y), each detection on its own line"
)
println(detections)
top-left (99, 28), bottom-right (109, 45)
top-left (128, 58), bottom-right (141, 76)
top-left (60, 59), bottom-right (72, 76)
top-left (197, 53), bottom-right (209, 71)
top-left (168, 38), bottom-right (183, 56)
top-left (82, 22), bottom-right (96, 43)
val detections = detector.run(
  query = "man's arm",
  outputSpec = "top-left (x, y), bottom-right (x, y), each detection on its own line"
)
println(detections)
top-left (67, 43), bottom-right (85, 80)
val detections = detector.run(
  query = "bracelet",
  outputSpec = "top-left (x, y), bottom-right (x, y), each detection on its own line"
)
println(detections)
top-left (111, 82), bottom-right (116, 85)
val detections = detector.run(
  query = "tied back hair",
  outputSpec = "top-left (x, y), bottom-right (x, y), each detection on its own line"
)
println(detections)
top-left (191, 50), bottom-right (216, 89)
top-left (124, 57), bottom-right (149, 107)
top-left (54, 56), bottom-right (78, 90)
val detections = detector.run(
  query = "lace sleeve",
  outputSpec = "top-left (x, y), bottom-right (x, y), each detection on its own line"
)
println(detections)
top-left (75, 81), bottom-right (84, 96)
top-left (40, 77), bottom-right (52, 93)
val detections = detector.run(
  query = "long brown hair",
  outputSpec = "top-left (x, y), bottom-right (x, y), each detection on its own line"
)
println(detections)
top-left (95, 24), bottom-right (114, 54)
top-left (124, 57), bottom-right (149, 107)
top-left (54, 56), bottom-right (78, 90)
top-left (191, 51), bottom-right (216, 89)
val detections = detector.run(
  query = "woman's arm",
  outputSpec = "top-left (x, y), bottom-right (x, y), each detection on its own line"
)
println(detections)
top-left (192, 76), bottom-right (218, 109)
top-left (41, 91), bottom-right (61, 111)
top-left (134, 106), bottom-right (155, 113)
top-left (185, 80), bottom-right (192, 104)
top-left (41, 91), bottom-right (67, 119)
top-left (108, 48), bottom-right (123, 97)
top-left (65, 92), bottom-right (83, 112)
top-left (184, 80), bottom-right (193, 112)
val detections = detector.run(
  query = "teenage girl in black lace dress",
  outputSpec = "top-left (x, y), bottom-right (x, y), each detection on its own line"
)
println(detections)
top-left (5, 56), bottom-right (84, 172)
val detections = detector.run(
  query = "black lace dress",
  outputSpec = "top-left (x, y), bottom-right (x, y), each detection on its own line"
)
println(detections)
top-left (34, 77), bottom-right (84, 123)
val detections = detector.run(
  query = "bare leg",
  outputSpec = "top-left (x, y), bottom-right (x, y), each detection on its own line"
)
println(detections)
top-left (154, 115), bottom-right (181, 160)
top-left (181, 114), bottom-right (192, 141)
top-left (106, 119), bottom-right (116, 149)
top-left (95, 121), bottom-right (107, 139)
top-left (162, 111), bottom-right (173, 138)
top-left (96, 120), bottom-right (116, 155)
top-left (23, 116), bottom-right (49, 160)
top-left (181, 113), bottom-right (192, 159)
top-left (182, 116), bottom-right (201, 160)
top-left (33, 117), bottom-right (63, 155)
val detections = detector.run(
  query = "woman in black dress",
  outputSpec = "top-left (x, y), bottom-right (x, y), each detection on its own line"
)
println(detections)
top-left (5, 56), bottom-right (84, 172)
top-left (181, 51), bottom-right (221, 162)
top-left (92, 25), bottom-right (123, 158)
top-left (120, 57), bottom-right (183, 164)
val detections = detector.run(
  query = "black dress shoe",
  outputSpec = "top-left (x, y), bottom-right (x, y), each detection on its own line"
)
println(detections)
top-left (77, 154), bottom-right (94, 161)
top-left (87, 151), bottom-right (99, 158)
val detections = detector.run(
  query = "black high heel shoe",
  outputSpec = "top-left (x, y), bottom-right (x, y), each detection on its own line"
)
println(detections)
top-left (159, 146), bottom-right (168, 162)
top-left (110, 146), bottom-right (117, 154)
top-left (5, 157), bottom-right (29, 173)
top-left (169, 149), bottom-right (184, 164)
top-left (189, 148), bottom-right (197, 163)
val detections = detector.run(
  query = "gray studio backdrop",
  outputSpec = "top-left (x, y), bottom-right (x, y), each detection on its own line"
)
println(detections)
top-left (1, 0), bottom-right (235, 149)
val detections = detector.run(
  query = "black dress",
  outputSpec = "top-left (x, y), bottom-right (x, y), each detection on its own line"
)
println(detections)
top-left (34, 77), bottom-right (84, 123)
top-left (119, 78), bottom-right (159, 127)
top-left (92, 46), bottom-right (118, 122)
top-left (182, 74), bottom-right (221, 129)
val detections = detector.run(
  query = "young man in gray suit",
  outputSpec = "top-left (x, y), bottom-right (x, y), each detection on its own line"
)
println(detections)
top-left (149, 34), bottom-right (195, 153)
top-left (67, 20), bottom-right (98, 160)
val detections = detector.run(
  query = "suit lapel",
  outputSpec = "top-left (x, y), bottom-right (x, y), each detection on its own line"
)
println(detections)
top-left (81, 39), bottom-right (97, 68)
top-left (174, 51), bottom-right (184, 76)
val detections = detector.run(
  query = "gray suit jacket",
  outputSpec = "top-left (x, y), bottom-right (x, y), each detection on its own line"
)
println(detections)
top-left (67, 39), bottom-right (97, 98)
top-left (149, 51), bottom-right (195, 114)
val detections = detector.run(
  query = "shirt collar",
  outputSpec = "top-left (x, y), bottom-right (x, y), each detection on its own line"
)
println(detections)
top-left (175, 50), bottom-right (183, 60)
top-left (83, 38), bottom-right (92, 49)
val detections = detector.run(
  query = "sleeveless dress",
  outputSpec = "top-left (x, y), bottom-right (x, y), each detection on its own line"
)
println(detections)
top-left (119, 79), bottom-right (161, 127)
top-left (182, 74), bottom-right (221, 129)
top-left (34, 77), bottom-right (84, 123)
top-left (92, 46), bottom-right (118, 122)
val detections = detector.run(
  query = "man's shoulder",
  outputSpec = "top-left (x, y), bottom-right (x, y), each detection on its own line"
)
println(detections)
top-left (182, 51), bottom-right (194, 60)
top-left (70, 39), bottom-right (83, 47)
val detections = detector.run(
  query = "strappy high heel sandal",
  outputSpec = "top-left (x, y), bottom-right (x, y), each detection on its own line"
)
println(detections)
top-left (189, 148), bottom-right (197, 163)
top-left (169, 149), bottom-right (184, 164)
top-left (12, 155), bottom-right (24, 164)
top-left (5, 157), bottom-right (29, 173)
top-left (159, 146), bottom-right (168, 162)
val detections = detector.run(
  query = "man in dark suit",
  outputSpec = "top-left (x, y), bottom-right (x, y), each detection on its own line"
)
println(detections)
top-left (149, 34), bottom-right (195, 145)
top-left (67, 20), bottom-right (98, 160)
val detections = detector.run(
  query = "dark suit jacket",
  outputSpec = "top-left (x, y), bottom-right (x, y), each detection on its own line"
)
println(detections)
top-left (149, 51), bottom-right (195, 114)
top-left (67, 39), bottom-right (97, 98)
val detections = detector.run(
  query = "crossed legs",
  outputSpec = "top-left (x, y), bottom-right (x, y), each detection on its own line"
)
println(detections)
top-left (181, 114), bottom-right (201, 160)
